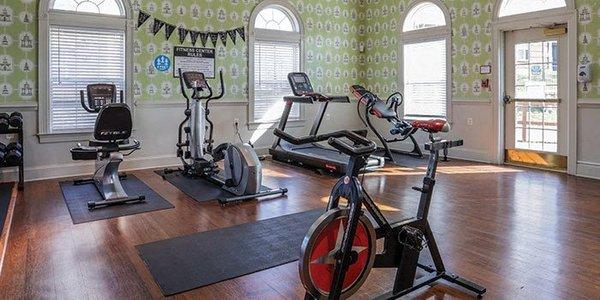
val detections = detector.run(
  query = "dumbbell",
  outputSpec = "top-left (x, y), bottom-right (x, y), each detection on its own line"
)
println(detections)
top-left (9, 112), bottom-right (22, 128)
top-left (0, 113), bottom-right (9, 131)
top-left (5, 142), bottom-right (22, 165)
top-left (0, 142), bottom-right (6, 163)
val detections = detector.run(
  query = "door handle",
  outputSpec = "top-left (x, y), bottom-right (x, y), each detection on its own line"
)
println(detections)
top-left (503, 95), bottom-right (512, 105)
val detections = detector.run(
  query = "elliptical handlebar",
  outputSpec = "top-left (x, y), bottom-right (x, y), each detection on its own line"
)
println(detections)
top-left (273, 128), bottom-right (377, 157)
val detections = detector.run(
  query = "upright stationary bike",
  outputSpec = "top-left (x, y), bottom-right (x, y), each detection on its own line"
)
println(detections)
top-left (165, 69), bottom-right (287, 205)
top-left (274, 122), bottom-right (486, 299)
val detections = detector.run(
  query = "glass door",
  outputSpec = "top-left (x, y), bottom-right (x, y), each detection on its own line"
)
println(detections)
top-left (504, 28), bottom-right (568, 170)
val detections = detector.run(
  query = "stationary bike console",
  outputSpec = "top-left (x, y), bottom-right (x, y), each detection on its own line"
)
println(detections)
top-left (80, 84), bottom-right (123, 113)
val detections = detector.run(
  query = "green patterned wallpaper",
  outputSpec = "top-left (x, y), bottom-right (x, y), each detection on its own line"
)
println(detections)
top-left (0, 0), bottom-right (599, 104)
top-left (0, 0), bottom-right (36, 102)
top-left (360, 0), bottom-right (600, 101)
top-left (0, 0), bottom-right (363, 103)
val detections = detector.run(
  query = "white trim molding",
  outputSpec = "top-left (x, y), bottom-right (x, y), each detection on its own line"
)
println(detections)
top-left (491, 0), bottom-right (577, 175)
top-left (248, 0), bottom-right (305, 126)
top-left (577, 99), bottom-right (600, 108)
top-left (576, 161), bottom-right (600, 180)
top-left (1, 154), bottom-right (180, 183)
top-left (398, 0), bottom-right (453, 121)
top-left (37, 0), bottom-right (135, 142)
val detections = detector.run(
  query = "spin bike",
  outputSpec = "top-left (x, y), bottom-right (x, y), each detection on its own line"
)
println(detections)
top-left (165, 69), bottom-right (287, 205)
top-left (273, 124), bottom-right (486, 299)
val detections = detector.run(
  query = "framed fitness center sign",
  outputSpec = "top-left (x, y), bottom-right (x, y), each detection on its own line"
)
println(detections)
top-left (173, 46), bottom-right (216, 78)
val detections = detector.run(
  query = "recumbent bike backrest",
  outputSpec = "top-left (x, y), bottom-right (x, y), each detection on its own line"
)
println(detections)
top-left (94, 103), bottom-right (133, 142)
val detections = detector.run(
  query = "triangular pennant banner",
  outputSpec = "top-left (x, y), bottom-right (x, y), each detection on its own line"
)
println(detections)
top-left (219, 31), bottom-right (227, 46)
top-left (190, 31), bottom-right (200, 46)
top-left (227, 30), bottom-right (237, 45)
top-left (152, 19), bottom-right (165, 35)
top-left (209, 32), bottom-right (219, 47)
top-left (137, 10), bottom-right (151, 28)
top-left (178, 27), bottom-right (189, 44)
top-left (165, 23), bottom-right (176, 41)
top-left (236, 27), bottom-right (245, 42)
top-left (199, 32), bottom-right (209, 47)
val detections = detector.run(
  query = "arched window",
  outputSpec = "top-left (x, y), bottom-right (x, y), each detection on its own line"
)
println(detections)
top-left (498, 0), bottom-right (566, 18)
top-left (51, 0), bottom-right (124, 15)
top-left (403, 2), bottom-right (446, 32)
top-left (400, 1), bottom-right (451, 119)
top-left (249, 1), bottom-right (303, 124)
top-left (38, 0), bottom-right (132, 137)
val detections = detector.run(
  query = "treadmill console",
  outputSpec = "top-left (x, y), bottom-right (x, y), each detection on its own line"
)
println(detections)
top-left (288, 72), bottom-right (314, 96)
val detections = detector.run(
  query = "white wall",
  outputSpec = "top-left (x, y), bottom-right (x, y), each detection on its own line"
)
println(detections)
top-left (364, 101), bottom-right (496, 163)
top-left (577, 101), bottom-right (600, 179)
top-left (0, 98), bottom-right (364, 182)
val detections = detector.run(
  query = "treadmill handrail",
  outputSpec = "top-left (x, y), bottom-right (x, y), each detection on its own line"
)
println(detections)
top-left (273, 129), bottom-right (376, 157)
top-left (283, 96), bottom-right (315, 104)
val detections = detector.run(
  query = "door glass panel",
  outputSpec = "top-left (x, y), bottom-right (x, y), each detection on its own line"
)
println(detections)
top-left (514, 102), bottom-right (558, 152)
top-left (513, 40), bottom-right (558, 152)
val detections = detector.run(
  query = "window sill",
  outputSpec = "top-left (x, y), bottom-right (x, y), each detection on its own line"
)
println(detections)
top-left (248, 119), bottom-right (305, 130)
top-left (37, 131), bottom-right (94, 144)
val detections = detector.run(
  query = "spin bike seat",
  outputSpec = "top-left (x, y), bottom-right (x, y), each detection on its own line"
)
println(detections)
top-left (411, 119), bottom-right (450, 133)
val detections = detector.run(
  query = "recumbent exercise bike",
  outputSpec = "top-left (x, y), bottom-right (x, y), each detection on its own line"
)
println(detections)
top-left (70, 84), bottom-right (145, 210)
top-left (351, 85), bottom-right (451, 163)
top-left (164, 69), bottom-right (287, 205)
top-left (274, 122), bottom-right (486, 299)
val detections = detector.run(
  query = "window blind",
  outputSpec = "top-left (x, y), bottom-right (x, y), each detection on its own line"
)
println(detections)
top-left (253, 39), bottom-right (300, 123)
top-left (49, 25), bottom-right (125, 132)
top-left (403, 39), bottom-right (447, 118)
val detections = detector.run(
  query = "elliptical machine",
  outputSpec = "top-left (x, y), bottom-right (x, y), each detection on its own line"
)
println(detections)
top-left (165, 69), bottom-right (287, 205)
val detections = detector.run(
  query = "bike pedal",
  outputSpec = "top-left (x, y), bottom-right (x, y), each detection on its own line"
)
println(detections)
top-left (412, 187), bottom-right (426, 193)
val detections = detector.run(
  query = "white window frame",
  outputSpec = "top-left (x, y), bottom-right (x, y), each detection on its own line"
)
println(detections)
top-left (248, 0), bottom-right (305, 129)
top-left (398, 0), bottom-right (452, 121)
top-left (37, 0), bottom-right (134, 143)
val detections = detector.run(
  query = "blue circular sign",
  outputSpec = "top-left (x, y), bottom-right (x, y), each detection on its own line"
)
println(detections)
top-left (154, 55), bottom-right (171, 72)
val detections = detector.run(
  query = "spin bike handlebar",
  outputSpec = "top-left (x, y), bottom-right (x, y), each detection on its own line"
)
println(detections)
top-left (273, 129), bottom-right (377, 156)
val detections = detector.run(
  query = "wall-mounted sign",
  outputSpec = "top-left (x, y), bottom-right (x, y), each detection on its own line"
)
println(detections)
top-left (154, 54), bottom-right (171, 72)
top-left (173, 46), bottom-right (215, 78)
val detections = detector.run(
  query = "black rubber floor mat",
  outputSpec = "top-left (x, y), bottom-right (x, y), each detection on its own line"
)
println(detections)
top-left (0, 183), bottom-right (13, 233)
top-left (60, 175), bottom-right (174, 224)
top-left (156, 170), bottom-right (276, 203)
top-left (137, 209), bottom-right (324, 296)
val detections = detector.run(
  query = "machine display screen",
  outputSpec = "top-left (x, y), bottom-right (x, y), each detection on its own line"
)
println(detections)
top-left (293, 74), bottom-right (306, 83)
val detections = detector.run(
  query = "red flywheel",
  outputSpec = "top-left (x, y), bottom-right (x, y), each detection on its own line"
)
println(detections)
top-left (299, 208), bottom-right (377, 299)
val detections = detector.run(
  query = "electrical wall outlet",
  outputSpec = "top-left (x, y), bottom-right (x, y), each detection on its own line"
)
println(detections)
top-left (467, 118), bottom-right (473, 126)
top-left (233, 118), bottom-right (240, 127)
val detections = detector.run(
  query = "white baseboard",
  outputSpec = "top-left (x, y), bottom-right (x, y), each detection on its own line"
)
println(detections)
top-left (386, 141), bottom-right (493, 164)
top-left (1, 148), bottom-right (273, 183)
top-left (0, 154), bottom-right (181, 183)
top-left (447, 147), bottom-right (494, 163)
top-left (576, 161), bottom-right (600, 180)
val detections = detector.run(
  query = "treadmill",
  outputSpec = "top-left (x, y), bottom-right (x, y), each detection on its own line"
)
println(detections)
top-left (270, 72), bottom-right (385, 174)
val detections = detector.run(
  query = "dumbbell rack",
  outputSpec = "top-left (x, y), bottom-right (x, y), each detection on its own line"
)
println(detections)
top-left (0, 127), bottom-right (23, 190)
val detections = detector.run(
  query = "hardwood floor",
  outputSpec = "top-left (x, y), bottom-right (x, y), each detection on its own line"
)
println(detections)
top-left (0, 159), bottom-right (598, 299)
